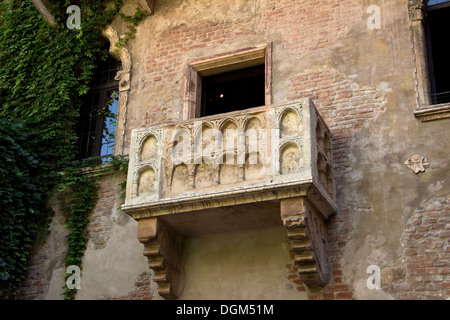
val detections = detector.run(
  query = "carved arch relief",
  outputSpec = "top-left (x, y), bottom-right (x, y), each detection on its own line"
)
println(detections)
top-left (280, 143), bottom-right (302, 175)
top-left (273, 104), bottom-right (304, 176)
top-left (140, 134), bottom-right (158, 161)
top-left (130, 129), bottom-right (162, 199)
top-left (172, 128), bottom-right (192, 166)
top-left (280, 108), bottom-right (301, 137)
top-left (165, 112), bottom-right (271, 192)
top-left (244, 117), bottom-right (265, 156)
top-left (137, 166), bottom-right (156, 196)
top-left (220, 119), bottom-right (239, 155)
top-left (195, 124), bottom-right (218, 160)
top-left (244, 116), bottom-right (263, 131)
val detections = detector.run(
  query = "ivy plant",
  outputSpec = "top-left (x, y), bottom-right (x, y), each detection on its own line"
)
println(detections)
top-left (0, 118), bottom-right (55, 299)
top-left (0, 0), bottom-right (135, 299)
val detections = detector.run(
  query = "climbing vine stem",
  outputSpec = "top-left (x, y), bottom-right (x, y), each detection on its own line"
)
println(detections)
top-left (59, 156), bottom-right (128, 300)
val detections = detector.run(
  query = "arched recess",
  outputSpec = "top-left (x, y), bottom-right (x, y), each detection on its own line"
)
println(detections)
top-left (137, 166), bottom-right (157, 196)
top-left (279, 108), bottom-right (300, 138)
top-left (220, 119), bottom-right (239, 155)
top-left (279, 142), bottom-right (302, 175)
top-left (194, 123), bottom-right (218, 160)
top-left (140, 134), bottom-right (158, 162)
top-left (102, 25), bottom-right (133, 155)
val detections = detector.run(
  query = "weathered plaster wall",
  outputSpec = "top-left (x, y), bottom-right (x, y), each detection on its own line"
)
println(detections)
top-left (21, 0), bottom-right (450, 300)
top-left (19, 200), bottom-right (69, 300)
top-left (180, 226), bottom-right (307, 300)
top-left (74, 172), bottom-right (154, 300)
top-left (20, 172), bottom-right (159, 300)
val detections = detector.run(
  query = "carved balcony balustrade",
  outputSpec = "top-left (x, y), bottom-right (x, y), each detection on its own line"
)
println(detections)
top-left (122, 98), bottom-right (336, 299)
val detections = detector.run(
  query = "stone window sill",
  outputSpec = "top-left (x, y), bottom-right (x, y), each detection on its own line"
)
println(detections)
top-left (414, 103), bottom-right (450, 122)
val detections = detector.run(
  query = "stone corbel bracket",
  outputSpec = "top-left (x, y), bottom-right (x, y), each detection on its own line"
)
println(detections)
top-left (281, 197), bottom-right (330, 288)
top-left (137, 218), bottom-right (184, 299)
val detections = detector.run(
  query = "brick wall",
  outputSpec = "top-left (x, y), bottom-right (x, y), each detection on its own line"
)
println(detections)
top-left (87, 175), bottom-right (121, 250)
top-left (264, 0), bottom-right (362, 56)
top-left (18, 171), bottom-right (133, 300)
top-left (287, 66), bottom-right (387, 170)
top-left (18, 241), bottom-right (52, 300)
top-left (18, 195), bottom-right (66, 300)
top-left (387, 195), bottom-right (450, 299)
top-left (285, 209), bottom-right (355, 300)
top-left (99, 272), bottom-right (154, 300)
top-left (141, 0), bottom-right (364, 126)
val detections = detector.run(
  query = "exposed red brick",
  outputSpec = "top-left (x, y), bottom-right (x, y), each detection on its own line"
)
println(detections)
top-left (388, 195), bottom-right (450, 300)
top-left (335, 291), bottom-right (353, 299)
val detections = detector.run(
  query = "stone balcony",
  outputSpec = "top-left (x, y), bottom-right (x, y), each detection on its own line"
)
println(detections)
top-left (122, 98), bottom-right (337, 299)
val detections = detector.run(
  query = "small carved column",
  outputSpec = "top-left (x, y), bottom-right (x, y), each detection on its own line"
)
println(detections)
top-left (280, 197), bottom-right (330, 288)
top-left (137, 218), bottom-right (184, 299)
top-left (212, 163), bottom-right (221, 185)
top-left (187, 165), bottom-right (196, 189)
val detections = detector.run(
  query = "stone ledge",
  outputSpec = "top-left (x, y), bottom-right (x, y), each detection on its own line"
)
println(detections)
top-left (122, 179), bottom-right (336, 222)
top-left (414, 103), bottom-right (450, 122)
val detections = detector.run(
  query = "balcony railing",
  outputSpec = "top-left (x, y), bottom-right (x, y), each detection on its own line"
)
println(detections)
top-left (123, 98), bottom-right (335, 218)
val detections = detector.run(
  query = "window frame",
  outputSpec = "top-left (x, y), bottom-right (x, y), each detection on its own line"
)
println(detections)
top-left (183, 43), bottom-right (272, 120)
top-left (408, 0), bottom-right (450, 121)
top-left (76, 53), bottom-right (121, 160)
top-left (424, 1), bottom-right (450, 105)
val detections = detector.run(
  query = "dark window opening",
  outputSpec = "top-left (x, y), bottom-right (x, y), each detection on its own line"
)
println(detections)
top-left (201, 64), bottom-right (265, 117)
top-left (76, 48), bottom-right (121, 160)
top-left (426, 1), bottom-right (450, 104)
